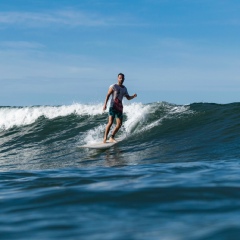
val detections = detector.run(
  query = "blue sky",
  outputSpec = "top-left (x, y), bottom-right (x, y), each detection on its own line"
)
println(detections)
top-left (0, 0), bottom-right (240, 106)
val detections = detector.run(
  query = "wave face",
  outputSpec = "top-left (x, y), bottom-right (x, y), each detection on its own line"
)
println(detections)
top-left (1, 102), bottom-right (240, 169)
top-left (1, 102), bottom-right (240, 240)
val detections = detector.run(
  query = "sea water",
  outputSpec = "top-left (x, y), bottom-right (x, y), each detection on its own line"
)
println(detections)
top-left (1, 102), bottom-right (240, 239)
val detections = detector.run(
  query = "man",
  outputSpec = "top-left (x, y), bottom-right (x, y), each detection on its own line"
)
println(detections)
top-left (103, 73), bottom-right (137, 143)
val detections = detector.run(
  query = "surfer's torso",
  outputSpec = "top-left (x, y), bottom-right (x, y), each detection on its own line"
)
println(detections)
top-left (109, 84), bottom-right (129, 112)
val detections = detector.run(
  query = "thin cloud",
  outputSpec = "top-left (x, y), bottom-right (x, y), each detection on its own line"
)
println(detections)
top-left (0, 41), bottom-right (45, 49)
top-left (0, 10), bottom-right (129, 28)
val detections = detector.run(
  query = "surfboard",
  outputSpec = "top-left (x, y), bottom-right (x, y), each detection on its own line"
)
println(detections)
top-left (79, 140), bottom-right (118, 149)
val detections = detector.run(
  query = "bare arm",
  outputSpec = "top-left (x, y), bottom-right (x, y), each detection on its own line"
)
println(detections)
top-left (103, 87), bottom-right (114, 111)
top-left (126, 93), bottom-right (137, 100)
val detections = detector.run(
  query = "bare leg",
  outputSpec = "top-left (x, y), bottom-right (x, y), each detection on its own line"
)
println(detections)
top-left (103, 116), bottom-right (114, 143)
top-left (109, 117), bottom-right (122, 142)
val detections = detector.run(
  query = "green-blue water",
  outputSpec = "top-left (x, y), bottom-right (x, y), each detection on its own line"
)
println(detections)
top-left (1, 102), bottom-right (240, 239)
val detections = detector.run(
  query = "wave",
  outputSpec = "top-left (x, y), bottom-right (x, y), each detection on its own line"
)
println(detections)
top-left (1, 102), bottom-right (240, 141)
top-left (0, 103), bottom-right (103, 130)
top-left (1, 101), bottom-right (240, 168)
top-left (0, 102), bottom-right (192, 143)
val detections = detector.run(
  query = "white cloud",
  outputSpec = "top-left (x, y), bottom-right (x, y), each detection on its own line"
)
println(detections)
top-left (0, 10), bottom-right (126, 28)
top-left (0, 41), bottom-right (45, 49)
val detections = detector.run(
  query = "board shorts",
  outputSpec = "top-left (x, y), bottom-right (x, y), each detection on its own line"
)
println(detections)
top-left (109, 107), bottom-right (123, 119)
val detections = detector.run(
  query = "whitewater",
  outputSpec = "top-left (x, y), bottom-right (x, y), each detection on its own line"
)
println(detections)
top-left (1, 101), bottom-right (240, 240)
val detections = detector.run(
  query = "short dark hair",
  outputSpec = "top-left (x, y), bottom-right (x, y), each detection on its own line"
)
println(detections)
top-left (118, 73), bottom-right (125, 79)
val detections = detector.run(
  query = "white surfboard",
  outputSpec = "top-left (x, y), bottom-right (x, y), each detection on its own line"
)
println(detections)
top-left (79, 140), bottom-right (118, 149)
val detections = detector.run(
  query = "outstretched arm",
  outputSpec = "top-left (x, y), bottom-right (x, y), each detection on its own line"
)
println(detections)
top-left (103, 87), bottom-right (114, 111)
top-left (126, 93), bottom-right (137, 100)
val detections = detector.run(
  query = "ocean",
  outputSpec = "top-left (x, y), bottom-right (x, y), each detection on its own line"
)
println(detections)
top-left (1, 101), bottom-right (240, 240)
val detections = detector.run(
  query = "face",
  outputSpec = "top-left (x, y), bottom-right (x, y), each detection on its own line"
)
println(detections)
top-left (118, 75), bottom-right (124, 85)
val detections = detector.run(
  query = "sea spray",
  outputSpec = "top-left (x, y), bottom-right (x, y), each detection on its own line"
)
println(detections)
top-left (82, 102), bottom-right (152, 144)
top-left (0, 103), bottom-right (103, 130)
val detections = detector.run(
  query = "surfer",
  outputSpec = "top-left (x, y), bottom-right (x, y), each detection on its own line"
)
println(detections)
top-left (103, 73), bottom-right (137, 143)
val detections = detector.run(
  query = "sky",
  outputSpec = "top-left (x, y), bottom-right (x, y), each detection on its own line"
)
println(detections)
top-left (0, 0), bottom-right (240, 106)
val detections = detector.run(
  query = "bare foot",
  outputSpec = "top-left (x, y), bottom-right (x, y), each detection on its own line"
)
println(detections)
top-left (109, 136), bottom-right (117, 143)
top-left (103, 138), bottom-right (107, 143)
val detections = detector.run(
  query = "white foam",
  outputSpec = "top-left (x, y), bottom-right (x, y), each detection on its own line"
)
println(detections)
top-left (123, 103), bottom-right (152, 134)
top-left (83, 124), bottom-right (106, 144)
top-left (82, 103), bottom-right (152, 144)
top-left (169, 105), bottom-right (191, 114)
top-left (0, 103), bottom-right (103, 130)
top-left (124, 103), bottom-right (193, 135)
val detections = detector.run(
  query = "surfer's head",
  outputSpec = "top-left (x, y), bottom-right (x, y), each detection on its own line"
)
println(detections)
top-left (118, 73), bottom-right (125, 79)
top-left (118, 73), bottom-right (125, 85)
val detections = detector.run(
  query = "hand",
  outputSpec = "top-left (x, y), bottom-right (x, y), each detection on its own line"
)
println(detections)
top-left (133, 94), bottom-right (137, 98)
top-left (103, 105), bottom-right (107, 111)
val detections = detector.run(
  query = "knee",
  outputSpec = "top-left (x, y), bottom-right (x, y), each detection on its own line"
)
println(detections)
top-left (116, 122), bottom-right (122, 128)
